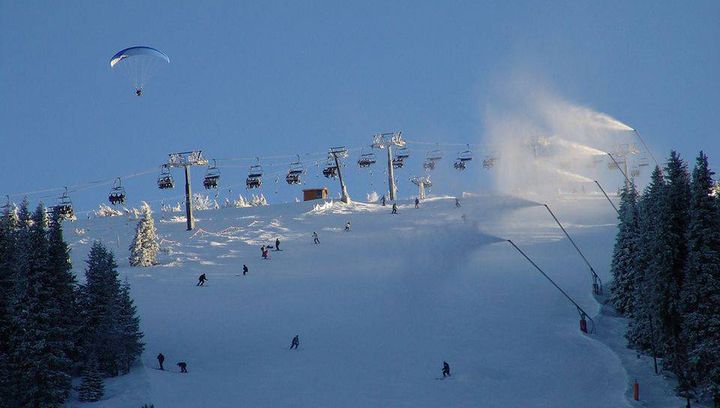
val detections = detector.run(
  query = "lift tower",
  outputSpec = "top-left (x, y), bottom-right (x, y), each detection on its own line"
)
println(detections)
top-left (164, 150), bottom-right (208, 231)
top-left (372, 131), bottom-right (405, 201)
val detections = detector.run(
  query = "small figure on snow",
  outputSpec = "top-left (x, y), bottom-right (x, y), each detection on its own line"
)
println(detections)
top-left (312, 231), bottom-right (319, 244)
top-left (275, 238), bottom-right (281, 251)
top-left (290, 334), bottom-right (300, 350)
top-left (157, 353), bottom-right (165, 370)
top-left (414, 197), bottom-right (419, 208)
top-left (177, 361), bottom-right (188, 373)
top-left (455, 198), bottom-right (461, 208)
top-left (261, 245), bottom-right (269, 259)
top-left (196, 273), bottom-right (208, 286)
top-left (391, 203), bottom-right (398, 214)
top-left (345, 221), bottom-right (351, 232)
top-left (243, 264), bottom-right (249, 276)
top-left (442, 361), bottom-right (450, 377)
top-left (381, 195), bottom-right (386, 206)
top-left (135, 88), bottom-right (142, 96)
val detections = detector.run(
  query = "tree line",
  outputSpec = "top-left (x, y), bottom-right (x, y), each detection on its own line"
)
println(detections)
top-left (0, 199), bottom-right (144, 407)
top-left (610, 151), bottom-right (720, 407)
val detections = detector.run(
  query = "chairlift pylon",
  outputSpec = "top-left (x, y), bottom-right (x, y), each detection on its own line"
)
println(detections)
top-left (203, 159), bottom-right (221, 189)
top-left (109, 177), bottom-right (126, 205)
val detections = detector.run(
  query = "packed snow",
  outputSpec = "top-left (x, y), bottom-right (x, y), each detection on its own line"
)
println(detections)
top-left (65, 194), bottom-right (694, 407)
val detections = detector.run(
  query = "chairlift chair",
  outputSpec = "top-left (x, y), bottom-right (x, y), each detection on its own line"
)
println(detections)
top-left (358, 149), bottom-right (377, 168)
top-left (246, 160), bottom-right (263, 189)
top-left (323, 156), bottom-right (339, 178)
top-left (630, 166), bottom-right (641, 178)
top-left (423, 159), bottom-right (436, 171)
top-left (392, 157), bottom-right (405, 169)
top-left (426, 150), bottom-right (443, 162)
top-left (157, 165), bottom-right (175, 189)
top-left (109, 177), bottom-right (126, 205)
top-left (286, 156), bottom-right (304, 185)
top-left (454, 160), bottom-right (466, 171)
top-left (638, 157), bottom-right (650, 167)
top-left (458, 145), bottom-right (472, 162)
top-left (203, 159), bottom-right (221, 189)
top-left (482, 156), bottom-right (497, 169)
top-left (395, 147), bottom-right (410, 160)
top-left (53, 187), bottom-right (74, 219)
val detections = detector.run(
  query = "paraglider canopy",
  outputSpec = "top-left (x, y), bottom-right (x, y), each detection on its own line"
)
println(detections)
top-left (110, 46), bottom-right (170, 95)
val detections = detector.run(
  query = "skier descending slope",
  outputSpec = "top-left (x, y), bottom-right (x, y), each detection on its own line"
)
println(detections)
top-left (345, 221), bottom-right (351, 232)
top-left (312, 231), bottom-right (319, 244)
top-left (415, 197), bottom-right (420, 208)
top-left (275, 238), bottom-right (281, 251)
top-left (442, 361), bottom-right (451, 378)
top-left (157, 353), bottom-right (165, 370)
top-left (196, 274), bottom-right (208, 286)
top-left (177, 362), bottom-right (188, 373)
top-left (289, 335), bottom-right (300, 350)
top-left (391, 203), bottom-right (398, 214)
top-left (243, 265), bottom-right (249, 276)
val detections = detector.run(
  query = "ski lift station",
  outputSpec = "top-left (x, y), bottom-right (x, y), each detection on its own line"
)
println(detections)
top-left (302, 187), bottom-right (328, 201)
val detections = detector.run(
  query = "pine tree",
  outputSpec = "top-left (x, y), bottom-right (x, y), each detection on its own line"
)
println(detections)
top-left (610, 181), bottom-right (640, 315)
top-left (681, 152), bottom-right (720, 404)
top-left (115, 280), bottom-right (144, 374)
top-left (627, 166), bottom-right (666, 352)
top-left (13, 204), bottom-right (73, 407)
top-left (129, 202), bottom-right (159, 267)
top-left (0, 202), bottom-right (19, 407)
top-left (78, 352), bottom-right (104, 402)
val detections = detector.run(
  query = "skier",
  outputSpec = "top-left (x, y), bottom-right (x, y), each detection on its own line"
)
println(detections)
top-left (381, 195), bottom-right (386, 206)
top-left (414, 197), bottom-right (419, 208)
top-left (177, 362), bottom-right (188, 373)
top-left (196, 273), bottom-right (207, 286)
top-left (157, 353), bottom-right (165, 370)
top-left (135, 88), bottom-right (142, 96)
top-left (261, 245), bottom-right (269, 259)
top-left (442, 361), bottom-right (451, 378)
top-left (345, 221), bottom-right (351, 232)
top-left (243, 264), bottom-right (249, 276)
top-left (275, 238), bottom-right (281, 251)
top-left (312, 231), bottom-right (319, 244)
top-left (391, 203), bottom-right (398, 214)
top-left (455, 198), bottom-right (461, 208)
top-left (289, 334), bottom-right (300, 350)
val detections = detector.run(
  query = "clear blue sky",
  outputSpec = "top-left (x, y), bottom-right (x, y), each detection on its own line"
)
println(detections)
top-left (2, 1), bottom-right (719, 211)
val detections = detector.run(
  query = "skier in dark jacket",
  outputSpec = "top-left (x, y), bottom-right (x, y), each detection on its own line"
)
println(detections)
top-left (290, 335), bottom-right (299, 350)
top-left (312, 231), bottom-right (319, 244)
top-left (177, 362), bottom-right (188, 373)
top-left (261, 246), bottom-right (269, 259)
top-left (157, 353), bottom-right (165, 370)
top-left (275, 238), bottom-right (281, 251)
top-left (442, 361), bottom-right (450, 377)
top-left (381, 195), bottom-right (386, 206)
top-left (197, 274), bottom-right (207, 286)
top-left (391, 203), bottom-right (398, 214)
top-left (414, 198), bottom-right (419, 208)
top-left (243, 264), bottom-right (249, 276)
top-left (345, 221), bottom-right (351, 232)
top-left (455, 198), bottom-right (461, 208)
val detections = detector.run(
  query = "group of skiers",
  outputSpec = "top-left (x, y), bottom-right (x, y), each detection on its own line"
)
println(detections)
top-left (156, 353), bottom-right (188, 373)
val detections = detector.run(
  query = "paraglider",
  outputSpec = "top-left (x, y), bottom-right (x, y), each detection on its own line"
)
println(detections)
top-left (110, 46), bottom-right (170, 96)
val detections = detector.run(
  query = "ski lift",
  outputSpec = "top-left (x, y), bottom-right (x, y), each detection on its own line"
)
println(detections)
top-left (329, 146), bottom-right (349, 158)
top-left (630, 166), bottom-right (640, 178)
top-left (395, 147), bottom-right (410, 160)
top-left (203, 159), bottom-right (220, 189)
top-left (457, 145), bottom-right (472, 162)
top-left (426, 149), bottom-right (443, 161)
top-left (53, 187), bottom-right (74, 219)
top-left (323, 157), bottom-right (339, 178)
top-left (109, 177), bottom-right (126, 205)
top-left (157, 165), bottom-right (174, 189)
top-left (246, 158), bottom-right (263, 189)
top-left (482, 155), bottom-right (497, 169)
top-left (286, 156), bottom-right (304, 185)
top-left (454, 160), bottom-right (466, 171)
top-left (423, 159), bottom-right (436, 171)
top-left (392, 157), bottom-right (405, 169)
top-left (638, 157), bottom-right (650, 167)
top-left (358, 149), bottom-right (377, 168)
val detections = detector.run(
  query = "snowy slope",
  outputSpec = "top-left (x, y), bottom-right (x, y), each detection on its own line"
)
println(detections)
top-left (64, 194), bottom-right (678, 407)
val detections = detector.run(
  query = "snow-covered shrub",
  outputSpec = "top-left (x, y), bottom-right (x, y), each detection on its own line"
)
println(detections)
top-left (94, 204), bottom-right (124, 217)
top-left (249, 194), bottom-right (268, 206)
top-left (193, 194), bottom-right (219, 211)
top-left (129, 202), bottom-right (159, 267)
top-left (366, 191), bottom-right (379, 203)
top-left (161, 203), bottom-right (182, 213)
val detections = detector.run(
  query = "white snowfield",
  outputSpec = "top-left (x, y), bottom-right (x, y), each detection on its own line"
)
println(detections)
top-left (66, 194), bottom-right (682, 407)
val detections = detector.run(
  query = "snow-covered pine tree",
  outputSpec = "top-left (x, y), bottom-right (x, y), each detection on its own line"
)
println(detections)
top-left (78, 352), bottom-right (104, 402)
top-left (13, 204), bottom-right (73, 407)
top-left (129, 202), bottom-right (159, 267)
top-left (681, 152), bottom-right (720, 404)
top-left (627, 166), bottom-right (666, 352)
top-left (115, 280), bottom-right (144, 374)
top-left (610, 181), bottom-right (640, 315)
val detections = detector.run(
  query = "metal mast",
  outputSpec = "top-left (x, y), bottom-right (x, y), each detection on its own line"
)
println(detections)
top-left (164, 150), bottom-right (208, 231)
top-left (372, 131), bottom-right (405, 201)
